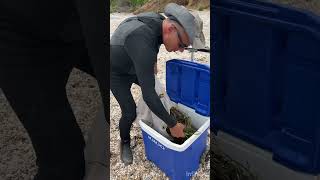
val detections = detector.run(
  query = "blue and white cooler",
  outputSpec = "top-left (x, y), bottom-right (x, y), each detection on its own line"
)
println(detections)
top-left (139, 59), bottom-right (210, 180)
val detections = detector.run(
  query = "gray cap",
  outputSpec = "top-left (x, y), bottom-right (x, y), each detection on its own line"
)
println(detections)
top-left (164, 3), bottom-right (206, 49)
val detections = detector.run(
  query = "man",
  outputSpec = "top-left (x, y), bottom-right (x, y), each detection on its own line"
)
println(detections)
top-left (0, 1), bottom-right (108, 180)
top-left (110, 3), bottom-right (206, 165)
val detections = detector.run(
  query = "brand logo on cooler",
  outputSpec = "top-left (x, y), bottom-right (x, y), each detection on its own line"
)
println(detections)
top-left (186, 171), bottom-right (197, 177)
top-left (148, 135), bottom-right (165, 150)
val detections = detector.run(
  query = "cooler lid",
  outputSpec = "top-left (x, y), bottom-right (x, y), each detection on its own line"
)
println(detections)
top-left (212, 0), bottom-right (320, 132)
top-left (212, 0), bottom-right (320, 174)
top-left (166, 59), bottom-right (210, 117)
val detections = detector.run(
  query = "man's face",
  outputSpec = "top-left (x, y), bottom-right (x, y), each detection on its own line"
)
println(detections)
top-left (163, 23), bottom-right (190, 52)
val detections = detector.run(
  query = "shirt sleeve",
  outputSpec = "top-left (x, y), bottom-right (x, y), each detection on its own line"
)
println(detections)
top-left (124, 33), bottom-right (177, 128)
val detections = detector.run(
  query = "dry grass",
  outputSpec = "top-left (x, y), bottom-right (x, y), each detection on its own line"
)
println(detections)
top-left (133, 0), bottom-right (209, 14)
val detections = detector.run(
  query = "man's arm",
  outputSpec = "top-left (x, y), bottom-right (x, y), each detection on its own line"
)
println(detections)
top-left (124, 34), bottom-right (177, 128)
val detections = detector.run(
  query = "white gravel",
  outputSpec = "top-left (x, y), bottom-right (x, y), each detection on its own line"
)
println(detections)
top-left (110, 10), bottom-right (210, 180)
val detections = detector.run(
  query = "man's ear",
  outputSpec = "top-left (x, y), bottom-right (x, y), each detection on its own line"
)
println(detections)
top-left (168, 24), bottom-right (175, 32)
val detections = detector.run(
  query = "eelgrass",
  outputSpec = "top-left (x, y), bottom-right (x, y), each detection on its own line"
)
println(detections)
top-left (211, 137), bottom-right (258, 180)
top-left (211, 152), bottom-right (258, 180)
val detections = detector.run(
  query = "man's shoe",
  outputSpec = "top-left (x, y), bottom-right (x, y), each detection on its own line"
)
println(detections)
top-left (120, 141), bottom-right (133, 165)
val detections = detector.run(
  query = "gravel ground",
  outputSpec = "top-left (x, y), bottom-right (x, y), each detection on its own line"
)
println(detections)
top-left (110, 10), bottom-right (210, 180)
top-left (0, 70), bottom-right (101, 180)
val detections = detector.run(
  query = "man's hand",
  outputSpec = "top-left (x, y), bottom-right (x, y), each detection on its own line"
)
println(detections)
top-left (169, 123), bottom-right (185, 138)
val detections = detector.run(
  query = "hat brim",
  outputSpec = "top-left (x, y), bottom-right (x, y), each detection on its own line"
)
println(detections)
top-left (192, 37), bottom-right (206, 49)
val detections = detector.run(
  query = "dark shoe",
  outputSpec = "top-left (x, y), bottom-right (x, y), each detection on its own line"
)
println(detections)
top-left (120, 141), bottom-right (133, 165)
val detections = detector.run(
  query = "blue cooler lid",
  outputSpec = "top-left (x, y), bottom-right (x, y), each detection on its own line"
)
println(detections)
top-left (166, 59), bottom-right (210, 117)
top-left (213, 0), bottom-right (320, 174)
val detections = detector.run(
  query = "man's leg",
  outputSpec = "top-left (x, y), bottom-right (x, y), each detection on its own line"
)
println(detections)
top-left (0, 62), bottom-right (85, 180)
top-left (73, 0), bottom-right (108, 124)
top-left (110, 75), bottom-right (137, 165)
top-left (68, 41), bottom-right (109, 179)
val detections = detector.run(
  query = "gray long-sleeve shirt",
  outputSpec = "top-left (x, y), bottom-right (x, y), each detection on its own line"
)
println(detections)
top-left (110, 12), bottom-right (177, 128)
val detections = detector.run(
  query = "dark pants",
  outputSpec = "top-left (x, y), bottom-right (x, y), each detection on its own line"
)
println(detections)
top-left (110, 74), bottom-right (139, 142)
top-left (0, 40), bottom-right (100, 180)
top-left (110, 45), bottom-right (140, 143)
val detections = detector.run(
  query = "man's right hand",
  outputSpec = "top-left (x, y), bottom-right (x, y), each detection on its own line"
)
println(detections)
top-left (169, 123), bottom-right (185, 138)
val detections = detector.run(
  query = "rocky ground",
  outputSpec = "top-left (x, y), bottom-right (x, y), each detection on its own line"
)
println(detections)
top-left (110, 10), bottom-right (210, 180)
